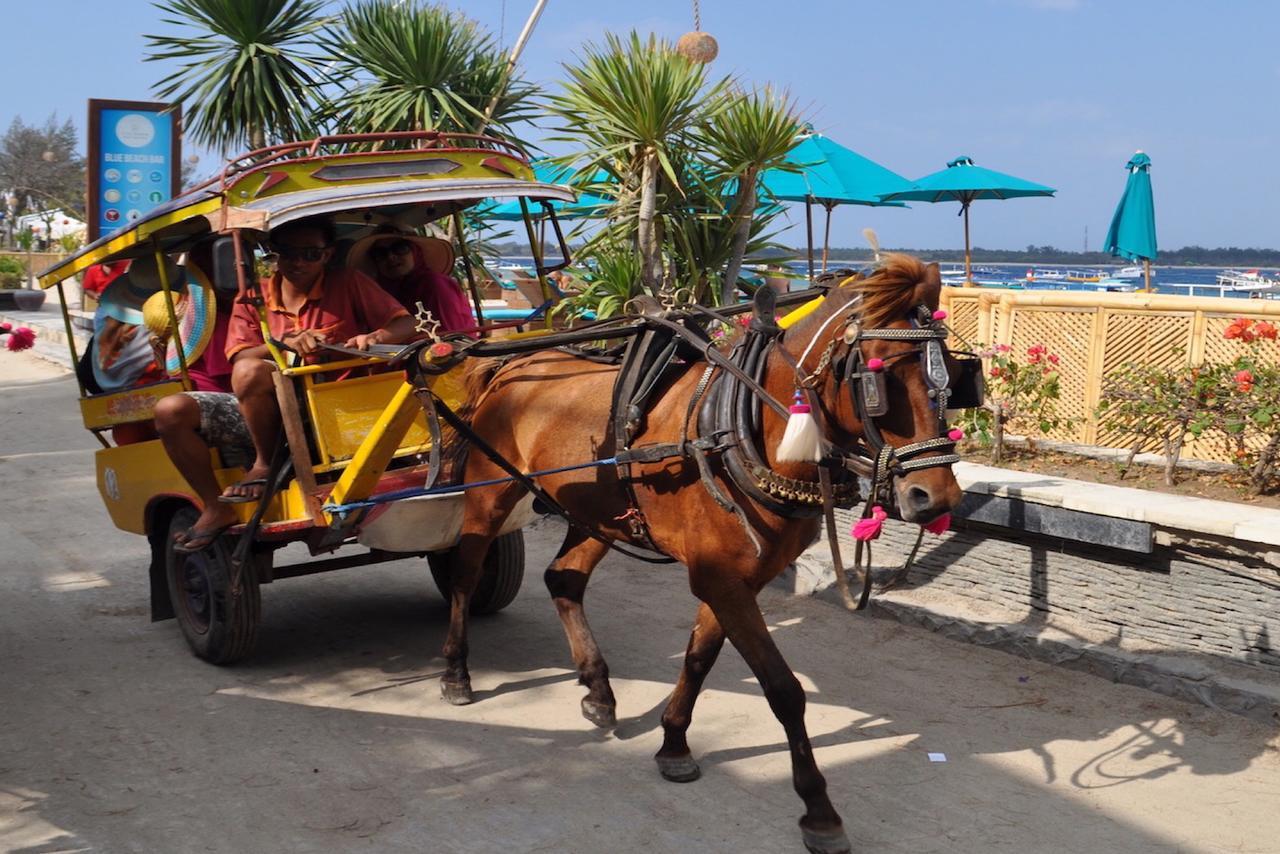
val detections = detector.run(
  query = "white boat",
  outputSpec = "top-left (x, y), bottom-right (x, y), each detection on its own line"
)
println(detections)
top-left (1113, 265), bottom-right (1153, 280)
top-left (1216, 269), bottom-right (1279, 292)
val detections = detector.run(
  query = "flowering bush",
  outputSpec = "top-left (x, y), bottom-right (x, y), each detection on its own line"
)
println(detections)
top-left (1097, 318), bottom-right (1280, 493)
top-left (1215, 319), bottom-right (1280, 493)
top-left (1096, 360), bottom-right (1223, 486)
top-left (0, 322), bottom-right (36, 351)
top-left (956, 342), bottom-right (1066, 463)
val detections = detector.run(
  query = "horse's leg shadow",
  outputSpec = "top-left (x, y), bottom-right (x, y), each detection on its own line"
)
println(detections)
top-left (654, 601), bottom-right (724, 783)
top-left (544, 530), bottom-right (616, 728)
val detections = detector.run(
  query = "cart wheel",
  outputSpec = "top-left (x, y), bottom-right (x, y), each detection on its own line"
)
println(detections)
top-left (165, 505), bottom-right (260, 664)
top-left (429, 530), bottom-right (525, 615)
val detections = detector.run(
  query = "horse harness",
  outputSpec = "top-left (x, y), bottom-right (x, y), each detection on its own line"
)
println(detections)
top-left (402, 281), bottom-right (983, 588)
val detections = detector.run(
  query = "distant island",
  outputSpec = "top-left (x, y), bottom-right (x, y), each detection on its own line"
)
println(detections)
top-left (488, 241), bottom-right (1280, 267)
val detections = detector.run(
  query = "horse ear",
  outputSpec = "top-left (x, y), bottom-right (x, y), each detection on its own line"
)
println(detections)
top-left (918, 262), bottom-right (943, 309)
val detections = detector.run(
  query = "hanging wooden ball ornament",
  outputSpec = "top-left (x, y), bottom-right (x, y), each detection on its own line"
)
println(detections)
top-left (676, 30), bottom-right (718, 63)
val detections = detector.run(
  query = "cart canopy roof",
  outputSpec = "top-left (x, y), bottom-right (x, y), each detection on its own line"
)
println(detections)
top-left (39, 132), bottom-right (576, 288)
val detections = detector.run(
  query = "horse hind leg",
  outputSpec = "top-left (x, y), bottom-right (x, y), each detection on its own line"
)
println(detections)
top-left (654, 601), bottom-right (725, 783)
top-left (440, 483), bottom-right (525, 706)
top-left (700, 580), bottom-right (850, 854)
top-left (544, 530), bottom-right (616, 728)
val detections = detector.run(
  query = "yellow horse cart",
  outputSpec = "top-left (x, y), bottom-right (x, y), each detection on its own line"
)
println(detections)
top-left (38, 131), bottom-right (577, 664)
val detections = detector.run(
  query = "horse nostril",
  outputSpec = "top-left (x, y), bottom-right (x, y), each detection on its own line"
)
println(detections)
top-left (905, 486), bottom-right (932, 511)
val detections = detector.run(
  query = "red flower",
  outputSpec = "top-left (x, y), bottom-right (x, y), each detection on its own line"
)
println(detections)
top-left (995, 344), bottom-right (1011, 353)
top-left (5, 326), bottom-right (36, 352)
top-left (1047, 353), bottom-right (1060, 365)
top-left (989, 366), bottom-right (1003, 379)
top-left (1235, 369), bottom-right (1254, 384)
top-left (1238, 382), bottom-right (1254, 394)
top-left (1255, 321), bottom-right (1278, 340)
top-left (1225, 318), bottom-right (1256, 341)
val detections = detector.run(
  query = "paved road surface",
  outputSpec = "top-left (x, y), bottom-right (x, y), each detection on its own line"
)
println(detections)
top-left (2, 352), bottom-right (1278, 853)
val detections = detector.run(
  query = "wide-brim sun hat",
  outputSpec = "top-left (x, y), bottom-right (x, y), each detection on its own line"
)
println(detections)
top-left (346, 227), bottom-right (455, 277)
top-left (96, 253), bottom-right (185, 325)
top-left (140, 269), bottom-right (216, 374)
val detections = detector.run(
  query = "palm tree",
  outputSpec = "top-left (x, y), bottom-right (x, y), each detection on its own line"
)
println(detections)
top-left (700, 87), bottom-right (804, 305)
top-left (146, 0), bottom-right (330, 152)
top-left (317, 0), bottom-right (537, 140)
top-left (548, 32), bottom-right (729, 292)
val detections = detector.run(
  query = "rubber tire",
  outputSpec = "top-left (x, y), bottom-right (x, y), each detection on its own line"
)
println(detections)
top-left (429, 530), bottom-right (525, 615)
top-left (164, 505), bottom-right (261, 665)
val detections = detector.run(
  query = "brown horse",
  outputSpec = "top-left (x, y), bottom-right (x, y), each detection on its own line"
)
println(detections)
top-left (434, 254), bottom-right (963, 853)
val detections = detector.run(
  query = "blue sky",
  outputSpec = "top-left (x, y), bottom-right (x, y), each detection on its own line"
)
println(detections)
top-left (4, 0), bottom-right (1277, 252)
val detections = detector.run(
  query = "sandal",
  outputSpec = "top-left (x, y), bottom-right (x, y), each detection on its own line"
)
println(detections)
top-left (173, 523), bottom-right (233, 554)
top-left (218, 478), bottom-right (268, 505)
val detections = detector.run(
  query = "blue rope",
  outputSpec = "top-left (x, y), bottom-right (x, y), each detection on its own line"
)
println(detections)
top-left (324, 456), bottom-right (619, 515)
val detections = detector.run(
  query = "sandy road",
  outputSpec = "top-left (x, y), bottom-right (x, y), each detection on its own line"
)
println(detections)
top-left (1, 350), bottom-right (1278, 853)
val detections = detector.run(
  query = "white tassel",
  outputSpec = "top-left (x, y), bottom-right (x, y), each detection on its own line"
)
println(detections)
top-left (776, 391), bottom-right (823, 463)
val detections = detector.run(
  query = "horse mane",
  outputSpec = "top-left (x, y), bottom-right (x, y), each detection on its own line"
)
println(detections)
top-left (849, 253), bottom-right (930, 328)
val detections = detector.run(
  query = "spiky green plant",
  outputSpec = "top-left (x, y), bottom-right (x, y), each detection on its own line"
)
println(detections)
top-left (699, 87), bottom-right (804, 304)
top-left (548, 32), bottom-right (730, 292)
top-left (318, 1), bottom-right (536, 139)
top-left (553, 244), bottom-right (645, 322)
top-left (146, 0), bottom-right (330, 151)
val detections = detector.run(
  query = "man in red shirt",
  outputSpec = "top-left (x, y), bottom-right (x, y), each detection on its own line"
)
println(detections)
top-left (162, 218), bottom-right (415, 550)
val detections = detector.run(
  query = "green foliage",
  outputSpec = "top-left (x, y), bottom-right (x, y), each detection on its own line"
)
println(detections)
top-left (318, 1), bottom-right (536, 139)
top-left (0, 115), bottom-right (86, 220)
top-left (957, 343), bottom-right (1066, 463)
top-left (553, 244), bottom-right (645, 322)
top-left (0, 255), bottom-right (26, 289)
top-left (547, 33), bottom-right (798, 306)
top-left (146, 0), bottom-right (331, 151)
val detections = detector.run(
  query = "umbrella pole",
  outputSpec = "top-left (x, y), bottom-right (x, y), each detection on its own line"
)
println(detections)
top-left (805, 197), bottom-right (816, 284)
top-left (822, 202), bottom-right (833, 273)
top-left (1143, 258), bottom-right (1152, 293)
top-left (963, 202), bottom-right (972, 286)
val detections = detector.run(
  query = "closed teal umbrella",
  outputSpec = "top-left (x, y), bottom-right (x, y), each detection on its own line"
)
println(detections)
top-left (761, 132), bottom-right (912, 276)
top-left (1102, 151), bottom-right (1157, 291)
top-left (879, 156), bottom-right (1055, 284)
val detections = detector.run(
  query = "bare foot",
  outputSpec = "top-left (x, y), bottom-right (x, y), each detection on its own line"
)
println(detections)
top-left (173, 503), bottom-right (239, 550)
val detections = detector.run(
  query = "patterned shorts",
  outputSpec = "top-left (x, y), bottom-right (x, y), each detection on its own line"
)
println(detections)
top-left (185, 391), bottom-right (255, 466)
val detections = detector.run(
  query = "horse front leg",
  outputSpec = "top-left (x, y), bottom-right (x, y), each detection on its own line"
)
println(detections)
top-left (702, 581), bottom-right (850, 854)
top-left (544, 531), bottom-right (615, 727)
top-left (655, 601), bottom-right (725, 783)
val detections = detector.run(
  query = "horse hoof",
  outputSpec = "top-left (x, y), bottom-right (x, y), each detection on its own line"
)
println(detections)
top-left (655, 755), bottom-right (701, 783)
top-left (581, 698), bottom-right (616, 728)
top-left (440, 681), bottom-right (474, 705)
top-left (801, 824), bottom-right (851, 854)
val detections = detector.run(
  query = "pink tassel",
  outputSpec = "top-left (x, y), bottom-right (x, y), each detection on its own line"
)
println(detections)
top-left (5, 327), bottom-right (35, 352)
top-left (922, 513), bottom-right (952, 535)
top-left (776, 390), bottom-right (823, 463)
top-left (932, 309), bottom-right (948, 321)
top-left (852, 505), bottom-right (888, 541)
top-left (948, 428), bottom-right (965, 441)
top-left (866, 357), bottom-right (885, 372)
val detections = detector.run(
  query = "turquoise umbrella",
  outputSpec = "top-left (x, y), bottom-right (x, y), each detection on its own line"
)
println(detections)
top-left (480, 160), bottom-right (613, 221)
top-left (879, 155), bottom-right (1056, 284)
top-left (1102, 151), bottom-right (1157, 291)
top-left (760, 132), bottom-right (913, 276)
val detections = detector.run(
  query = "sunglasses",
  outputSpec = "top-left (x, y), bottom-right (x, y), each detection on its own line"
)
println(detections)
top-left (271, 244), bottom-right (329, 262)
top-left (371, 239), bottom-right (413, 261)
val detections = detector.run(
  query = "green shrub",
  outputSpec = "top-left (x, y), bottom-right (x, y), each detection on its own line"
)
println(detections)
top-left (0, 256), bottom-right (26, 289)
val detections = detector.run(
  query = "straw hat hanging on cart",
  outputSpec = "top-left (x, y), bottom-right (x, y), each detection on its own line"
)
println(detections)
top-left (141, 268), bottom-right (216, 375)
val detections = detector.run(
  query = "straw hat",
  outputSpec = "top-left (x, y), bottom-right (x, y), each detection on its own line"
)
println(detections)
top-left (346, 226), bottom-right (455, 277)
top-left (140, 272), bottom-right (217, 375)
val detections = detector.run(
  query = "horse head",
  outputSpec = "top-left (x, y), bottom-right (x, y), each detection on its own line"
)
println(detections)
top-left (786, 254), bottom-right (966, 524)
